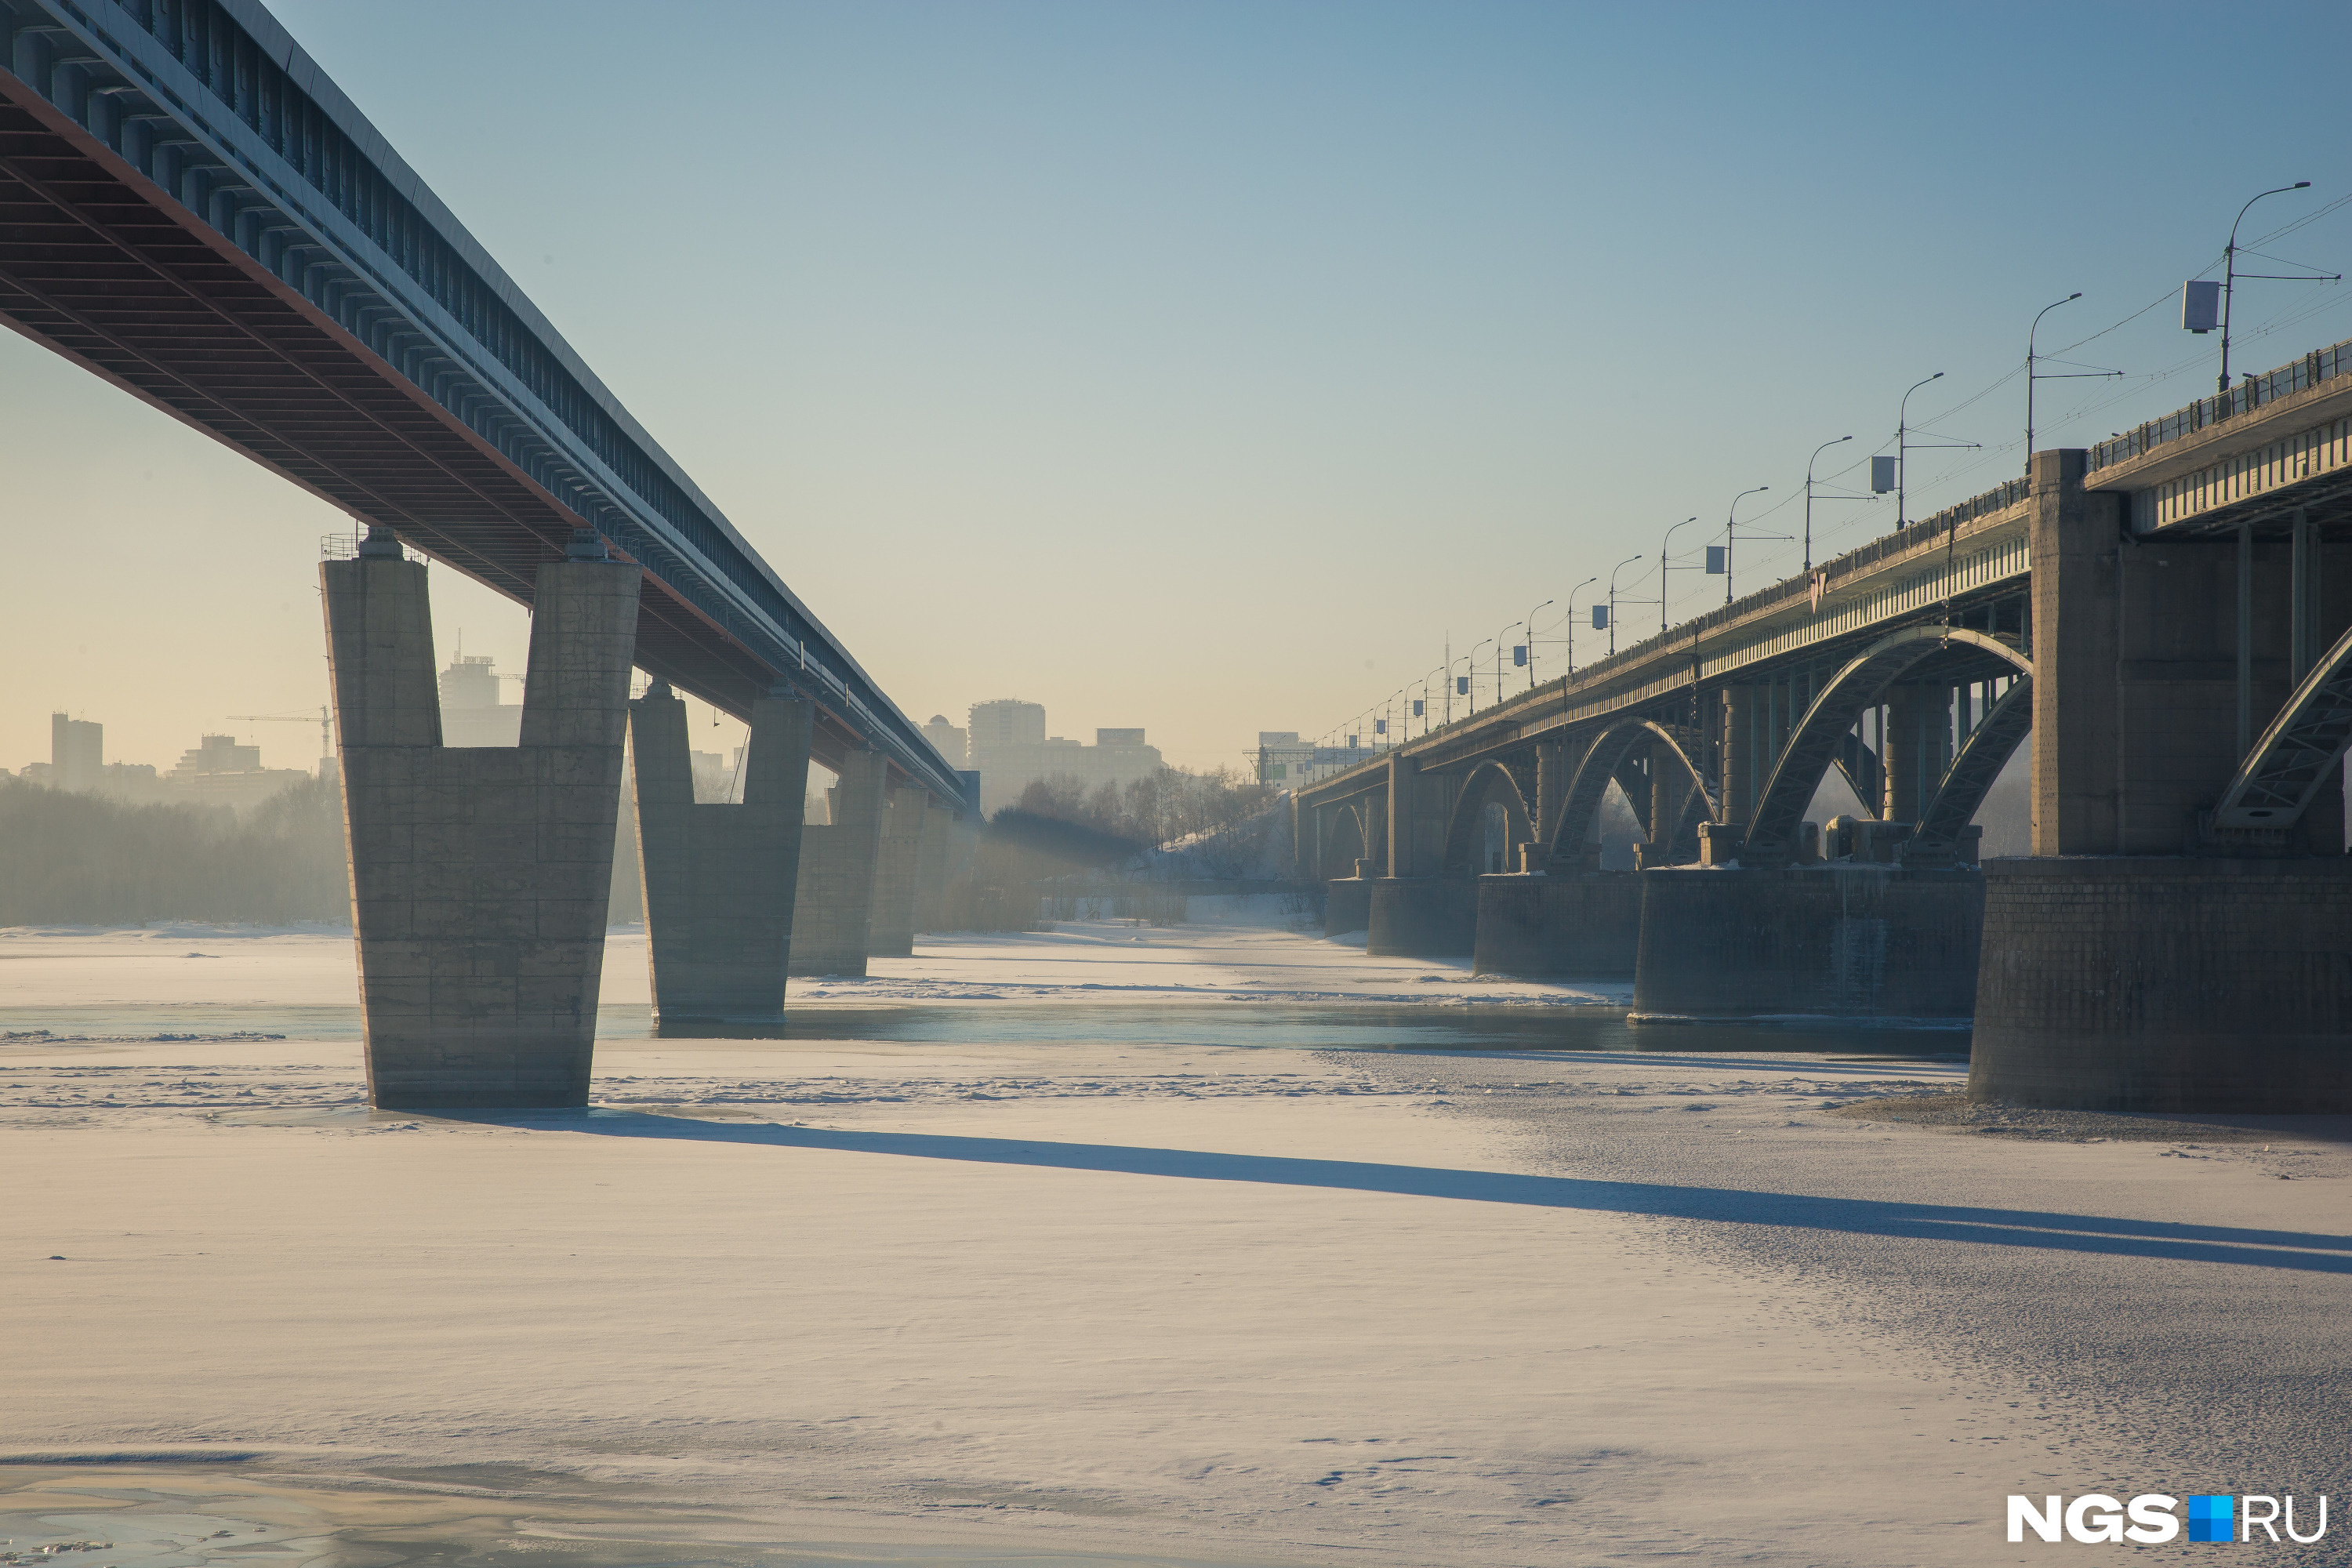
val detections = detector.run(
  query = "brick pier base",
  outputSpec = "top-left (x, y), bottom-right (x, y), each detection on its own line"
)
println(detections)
top-left (1971, 856), bottom-right (2352, 1111)
top-left (1631, 866), bottom-right (1984, 1022)
top-left (1472, 873), bottom-right (1641, 978)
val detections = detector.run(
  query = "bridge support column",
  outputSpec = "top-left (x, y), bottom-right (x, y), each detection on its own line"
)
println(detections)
top-left (1972, 858), bottom-right (2352, 1110)
top-left (910, 797), bottom-right (956, 933)
top-left (1720, 686), bottom-right (1754, 826)
top-left (1631, 866), bottom-right (1984, 1022)
top-left (788, 752), bottom-right (888, 976)
top-left (630, 684), bottom-right (810, 1032)
top-left (1370, 753), bottom-right (1471, 954)
top-left (1472, 872), bottom-right (1640, 978)
top-left (326, 530), bottom-right (640, 1109)
top-left (866, 786), bottom-right (930, 956)
top-left (1534, 740), bottom-right (1564, 851)
top-left (1882, 684), bottom-right (1943, 822)
top-left (1367, 876), bottom-right (1478, 956)
top-left (1325, 874), bottom-right (1372, 937)
top-left (1972, 449), bottom-right (2352, 1109)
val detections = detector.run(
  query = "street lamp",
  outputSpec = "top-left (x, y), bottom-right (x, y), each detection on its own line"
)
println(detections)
top-left (1658, 516), bottom-right (1698, 633)
top-left (1606, 553), bottom-right (1644, 655)
top-left (1494, 621), bottom-right (1523, 706)
top-left (2216, 182), bottom-right (2328, 397)
top-left (1420, 664), bottom-right (1445, 736)
top-left (1461, 640), bottom-right (1494, 713)
top-left (1721, 487), bottom-right (1767, 604)
top-left (2024, 293), bottom-right (2121, 473)
top-left (1523, 598), bottom-right (1553, 689)
top-left (1896, 375), bottom-right (1939, 530)
top-left (1563, 575), bottom-right (1598, 673)
top-left (1803, 437), bottom-right (1851, 572)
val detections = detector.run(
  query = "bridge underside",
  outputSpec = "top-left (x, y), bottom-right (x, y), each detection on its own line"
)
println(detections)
top-left (0, 89), bottom-right (869, 771)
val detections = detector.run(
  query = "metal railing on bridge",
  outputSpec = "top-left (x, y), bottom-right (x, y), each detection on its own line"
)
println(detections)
top-left (2088, 337), bottom-right (2352, 474)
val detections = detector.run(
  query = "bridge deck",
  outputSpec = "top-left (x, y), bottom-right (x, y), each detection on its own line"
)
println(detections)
top-left (1302, 336), bottom-right (2352, 805)
top-left (0, 0), bottom-right (964, 802)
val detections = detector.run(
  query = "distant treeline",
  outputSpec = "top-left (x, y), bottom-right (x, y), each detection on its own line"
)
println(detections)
top-left (0, 775), bottom-right (350, 926)
top-left (1009, 764), bottom-right (1270, 851)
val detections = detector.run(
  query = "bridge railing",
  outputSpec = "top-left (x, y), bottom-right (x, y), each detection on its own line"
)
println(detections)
top-left (1562, 476), bottom-right (2031, 695)
top-left (2089, 336), bottom-right (2352, 474)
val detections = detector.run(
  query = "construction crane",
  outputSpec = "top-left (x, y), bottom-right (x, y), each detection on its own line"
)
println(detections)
top-left (227, 707), bottom-right (335, 768)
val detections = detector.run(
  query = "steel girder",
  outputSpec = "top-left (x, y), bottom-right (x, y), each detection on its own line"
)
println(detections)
top-left (1546, 720), bottom-right (1715, 866)
top-left (1907, 676), bottom-right (2032, 865)
top-left (0, 0), bottom-right (968, 806)
top-left (2212, 619), bottom-right (2352, 829)
top-left (1743, 626), bottom-right (2031, 868)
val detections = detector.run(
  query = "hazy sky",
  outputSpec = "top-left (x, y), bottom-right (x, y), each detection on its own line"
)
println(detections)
top-left (9, 1), bottom-right (2352, 775)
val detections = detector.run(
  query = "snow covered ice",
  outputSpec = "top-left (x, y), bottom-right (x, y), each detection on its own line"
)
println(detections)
top-left (4, 911), bottom-right (2349, 1566)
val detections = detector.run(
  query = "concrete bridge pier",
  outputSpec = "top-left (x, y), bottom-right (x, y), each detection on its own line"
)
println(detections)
top-left (1631, 866), bottom-right (1986, 1023)
top-left (1367, 753), bottom-right (1477, 956)
top-left (1472, 871), bottom-right (1641, 978)
top-left (630, 683), bottom-right (811, 1033)
top-left (1326, 861), bottom-right (1374, 936)
top-left (1971, 450), bottom-right (2352, 1110)
top-left (788, 752), bottom-right (889, 977)
top-left (325, 527), bottom-right (640, 1109)
top-left (910, 797), bottom-right (955, 932)
top-left (867, 786), bottom-right (931, 957)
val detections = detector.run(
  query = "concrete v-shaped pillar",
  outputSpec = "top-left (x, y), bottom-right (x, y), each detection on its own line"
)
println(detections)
top-left (630, 683), bottom-right (811, 1031)
top-left (788, 750), bottom-right (889, 977)
top-left (324, 528), bottom-right (640, 1109)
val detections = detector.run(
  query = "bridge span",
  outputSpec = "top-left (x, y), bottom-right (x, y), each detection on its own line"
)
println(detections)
top-left (1301, 336), bottom-right (2352, 1114)
top-left (1, 0), bottom-right (975, 1105)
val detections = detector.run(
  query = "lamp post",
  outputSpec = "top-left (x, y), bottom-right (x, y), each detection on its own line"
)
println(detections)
top-left (1721, 487), bottom-right (1767, 604)
top-left (1896, 374), bottom-right (1940, 530)
top-left (2220, 182), bottom-right (2317, 397)
top-left (1523, 598), bottom-right (1552, 688)
top-left (1803, 437), bottom-right (1852, 572)
top-left (1606, 553), bottom-right (1644, 656)
top-left (1658, 516), bottom-right (1698, 633)
top-left (1494, 621), bottom-right (1522, 706)
top-left (1563, 575), bottom-right (1598, 673)
top-left (1421, 665), bottom-right (1444, 736)
top-left (2025, 294), bottom-right (2078, 466)
top-left (1462, 640), bottom-right (1493, 714)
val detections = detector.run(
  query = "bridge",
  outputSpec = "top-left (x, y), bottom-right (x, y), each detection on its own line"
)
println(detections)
top-left (0, 0), bottom-right (975, 1104)
top-left (1300, 335), bottom-right (2352, 1114)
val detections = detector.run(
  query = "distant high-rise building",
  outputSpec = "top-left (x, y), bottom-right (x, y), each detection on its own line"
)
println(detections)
top-left (923, 714), bottom-right (969, 768)
top-left (50, 713), bottom-right (101, 792)
top-left (172, 734), bottom-right (263, 775)
top-left (439, 651), bottom-right (522, 747)
top-left (964, 699), bottom-right (1161, 814)
top-left (165, 733), bottom-right (308, 810)
top-left (967, 699), bottom-right (1047, 753)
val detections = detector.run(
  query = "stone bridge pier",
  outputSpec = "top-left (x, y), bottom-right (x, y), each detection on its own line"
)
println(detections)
top-left (325, 527), bottom-right (640, 1109)
top-left (1367, 753), bottom-right (1477, 956)
top-left (1971, 451), bottom-right (2352, 1110)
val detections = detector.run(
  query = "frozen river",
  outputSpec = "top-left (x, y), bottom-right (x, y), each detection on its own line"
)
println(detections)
top-left (3, 914), bottom-right (2347, 1566)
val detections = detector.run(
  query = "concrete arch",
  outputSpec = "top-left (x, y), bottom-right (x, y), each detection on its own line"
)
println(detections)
top-left (1910, 676), bottom-right (2032, 863)
top-left (1441, 760), bottom-right (1534, 874)
top-left (2213, 618), bottom-right (2352, 829)
top-left (1548, 720), bottom-right (1717, 866)
top-left (1744, 626), bottom-right (2031, 866)
top-left (1319, 801), bottom-right (1367, 879)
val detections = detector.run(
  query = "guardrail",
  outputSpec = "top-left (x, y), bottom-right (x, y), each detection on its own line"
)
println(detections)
top-left (2088, 337), bottom-right (2352, 473)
